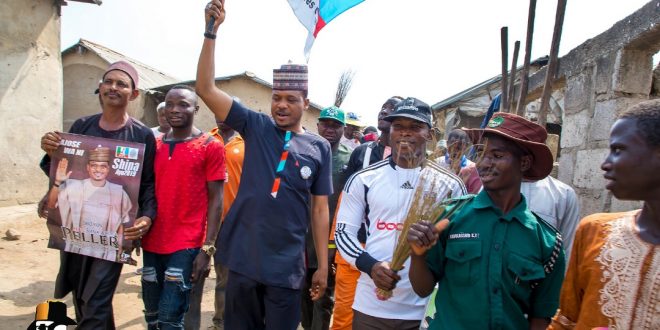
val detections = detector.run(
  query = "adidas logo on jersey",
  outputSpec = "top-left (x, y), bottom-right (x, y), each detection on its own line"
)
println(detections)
top-left (400, 181), bottom-right (414, 189)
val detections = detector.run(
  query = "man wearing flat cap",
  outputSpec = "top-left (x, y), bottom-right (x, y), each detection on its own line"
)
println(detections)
top-left (408, 112), bottom-right (565, 330)
top-left (336, 97), bottom-right (466, 329)
top-left (46, 146), bottom-right (132, 261)
top-left (196, 2), bottom-right (332, 328)
top-left (39, 60), bottom-right (156, 328)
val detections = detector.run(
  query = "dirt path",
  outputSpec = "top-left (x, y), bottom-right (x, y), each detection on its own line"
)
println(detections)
top-left (0, 204), bottom-right (217, 329)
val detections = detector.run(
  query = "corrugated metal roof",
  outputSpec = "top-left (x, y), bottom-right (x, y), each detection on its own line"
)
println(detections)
top-left (431, 56), bottom-right (549, 111)
top-left (62, 39), bottom-right (179, 90)
top-left (431, 73), bottom-right (503, 111)
top-left (153, 71), bottom-right (272, 92)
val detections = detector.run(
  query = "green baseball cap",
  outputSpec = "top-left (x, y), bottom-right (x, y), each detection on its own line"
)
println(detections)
top-left (319, 106), bottom-right (346, 126)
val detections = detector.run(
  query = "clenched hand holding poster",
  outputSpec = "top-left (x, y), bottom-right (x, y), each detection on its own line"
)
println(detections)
top-left (46, 133), bottom-right (144, 264)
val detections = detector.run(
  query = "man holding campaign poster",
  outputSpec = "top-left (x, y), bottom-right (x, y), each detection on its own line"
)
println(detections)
top-left (46, 143), bottom-right (141, 262)
top-left (39, 60), bottom-right (156, 329)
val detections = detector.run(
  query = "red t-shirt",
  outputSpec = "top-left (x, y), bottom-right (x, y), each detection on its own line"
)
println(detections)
top-left (142, 133), bottom-right (226, 254)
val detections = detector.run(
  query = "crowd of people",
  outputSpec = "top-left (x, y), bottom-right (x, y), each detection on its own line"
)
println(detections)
top-left (35, 1), bottom-right (660, 329)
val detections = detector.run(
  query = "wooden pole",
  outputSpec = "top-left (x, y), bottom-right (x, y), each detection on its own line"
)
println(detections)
top-left (515, 0), bottom-right (537, 116)
top-left (538, 0), bottom-right (567, 127)
top-left (500, 27), bottom-right (509, 112)
top-left (508, 41), bottom-right (521, 113)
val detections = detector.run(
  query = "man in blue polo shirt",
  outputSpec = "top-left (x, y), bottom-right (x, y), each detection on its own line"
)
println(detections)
top-left (196, 2), bottom-right (332, 329)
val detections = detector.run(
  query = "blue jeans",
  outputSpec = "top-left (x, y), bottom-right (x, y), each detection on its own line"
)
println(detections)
top-left (142, 248), bottom-right (199, 330)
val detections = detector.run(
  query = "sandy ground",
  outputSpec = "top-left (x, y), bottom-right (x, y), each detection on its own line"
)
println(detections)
top-left (0, 204), bottom-right (218, 329)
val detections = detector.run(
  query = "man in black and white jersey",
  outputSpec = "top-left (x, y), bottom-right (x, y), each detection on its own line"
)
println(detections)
top-left (335, 97), bottom-right (466, 329)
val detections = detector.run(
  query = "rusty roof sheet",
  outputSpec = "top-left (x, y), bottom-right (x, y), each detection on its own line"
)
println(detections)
top-left (431, 56), bottom-right (549, 111)
top-left (62, 39), bottom-right (179, 90)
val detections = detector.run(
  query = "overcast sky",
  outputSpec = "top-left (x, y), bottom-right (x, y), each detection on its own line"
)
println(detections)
top-left (61, 0), bottom-right (652, 127)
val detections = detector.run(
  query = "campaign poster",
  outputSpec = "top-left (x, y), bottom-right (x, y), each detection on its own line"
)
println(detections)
top-left (46, 133), bottom-right (144, 264)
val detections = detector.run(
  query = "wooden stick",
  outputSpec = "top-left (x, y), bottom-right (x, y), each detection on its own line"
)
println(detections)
top-left (500, 27), bottom-right (509, 112)
top-left (508, 41), bottom-right (521, 113)
top-left (515, 0), bottom-right (537, 116)
top-left (538, 0), bottom-right (567, 127)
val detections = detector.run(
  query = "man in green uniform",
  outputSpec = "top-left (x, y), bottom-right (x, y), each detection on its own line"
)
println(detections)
top-left (301, 106), bottom-right (352, 330)
top-left (407, 112), bottom-right (565, 330)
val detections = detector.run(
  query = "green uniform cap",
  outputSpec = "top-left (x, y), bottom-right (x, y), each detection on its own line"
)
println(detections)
top-left (319, 106), bottom-right (346, 125)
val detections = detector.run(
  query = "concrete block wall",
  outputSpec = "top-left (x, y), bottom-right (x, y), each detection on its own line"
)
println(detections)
top-left (523, 1), bottom-right (660, 218)
top-left (557, 48), bottom-right (653, 217)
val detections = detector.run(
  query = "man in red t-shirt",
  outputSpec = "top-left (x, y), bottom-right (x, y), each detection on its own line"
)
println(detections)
top-left (140, 85), bottom-right (225, 330)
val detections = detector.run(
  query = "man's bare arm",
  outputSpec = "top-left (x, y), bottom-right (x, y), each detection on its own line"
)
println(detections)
top-left (195, 0), bottom-right (233, 122)
top-left (205, 180), bottom-right (224, 249)
top-left (191, 180), bottom-right (224, 283)
top-left (309, 194), bottom-right (329, 301)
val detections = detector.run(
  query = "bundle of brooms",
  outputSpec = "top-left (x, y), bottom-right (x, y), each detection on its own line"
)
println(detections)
top-left (374, 139), bottom-right (487, 300)
top-left (375, 166), bottom-right (471, 300)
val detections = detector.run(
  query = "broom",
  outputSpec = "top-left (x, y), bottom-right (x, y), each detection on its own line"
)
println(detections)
top-left (374, 167), bottom-right (471, 300)
top-left (374, 138), bottom-right (489, 300)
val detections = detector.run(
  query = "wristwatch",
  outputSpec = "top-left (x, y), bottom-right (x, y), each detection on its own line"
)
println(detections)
top-left (201, 244), bottom-right (216, 257)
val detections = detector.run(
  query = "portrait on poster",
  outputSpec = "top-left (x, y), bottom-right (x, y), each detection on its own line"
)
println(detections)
top-left (46, 133), bottom-right (144, 264)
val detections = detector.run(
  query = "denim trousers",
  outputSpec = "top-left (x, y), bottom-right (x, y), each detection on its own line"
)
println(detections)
top-left (142, 248), bottom-right (199, 330)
